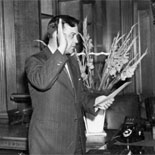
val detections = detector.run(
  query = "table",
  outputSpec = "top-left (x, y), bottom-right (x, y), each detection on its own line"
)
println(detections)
top-left (0, 123), bottom-right (155, 154)
top-left (86, 129), bottom-right (155, 154)
top-left (0, 123), bottom-right (28, 152)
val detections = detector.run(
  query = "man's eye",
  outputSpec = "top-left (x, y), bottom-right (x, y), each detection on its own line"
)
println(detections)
top-left (69, 33), bottom-right (75, 38)
top-left (70, 34), bottom-right (74, 38)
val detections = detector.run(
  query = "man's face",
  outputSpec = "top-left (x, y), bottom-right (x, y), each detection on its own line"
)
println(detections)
top-left (63, 23), bottom-right (78, 54)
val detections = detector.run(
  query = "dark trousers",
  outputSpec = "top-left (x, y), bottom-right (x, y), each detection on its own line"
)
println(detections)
top-left (74, 122), bottom-right (86, 155)
top-left (74, 134), bottom-right (83, 155)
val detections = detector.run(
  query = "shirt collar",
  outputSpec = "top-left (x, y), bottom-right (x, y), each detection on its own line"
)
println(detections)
top-left (47, 44), bottom-right (55, 54)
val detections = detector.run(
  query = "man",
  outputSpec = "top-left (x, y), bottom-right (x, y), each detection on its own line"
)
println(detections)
top-left (25, 15), bottom-right (113, 155)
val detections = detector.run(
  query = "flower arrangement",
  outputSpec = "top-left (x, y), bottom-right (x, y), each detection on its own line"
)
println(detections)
top-left (75, 17), bottom-right (147, 92)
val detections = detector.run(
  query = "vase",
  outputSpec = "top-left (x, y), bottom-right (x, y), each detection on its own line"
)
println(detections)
top-left (84, 90), bottom-right (111, 143)
top-left (84, 109), bottom-right (106, 133)
top-left (84, 110), bottom-right (107, 143)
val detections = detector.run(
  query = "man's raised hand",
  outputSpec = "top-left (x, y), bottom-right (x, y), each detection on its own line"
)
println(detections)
top-left (57, 18), bottom-right (67, 54)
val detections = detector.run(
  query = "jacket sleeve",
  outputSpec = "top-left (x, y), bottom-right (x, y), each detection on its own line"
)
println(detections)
top-left (81, 86), bottom-right (100, 116)
top-left (70, 55), bottom-right (99, 116)
top-left (25, 50), bottom-right (68, 91)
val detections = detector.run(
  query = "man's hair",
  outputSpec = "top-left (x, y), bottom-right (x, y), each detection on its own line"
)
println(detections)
top-left (48, 15), bottom-right (79, 29)
top-left (43, 15), bottom-right (79, 44)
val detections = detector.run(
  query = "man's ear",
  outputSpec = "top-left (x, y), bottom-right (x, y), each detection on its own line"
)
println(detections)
top-left (47, 23), bottom-right (57, 36)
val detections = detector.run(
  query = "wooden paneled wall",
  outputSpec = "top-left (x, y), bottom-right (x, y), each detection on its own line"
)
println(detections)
top-left (0, 1), bottom-right (7, 118)
top-left (120, 0), bottom-right (135, 94)
top-left (14, 0), bottom-right (40, 93)
top-left (132, 0), bottom-right (155, 97)
top-left (105, 0), bottom-right (136, 94)
top-left (3, 0), bottom-right (16, 113)
top-left (0, 0), bottom-right (155, 118)
top-left (0, 0), bottom-right (40, 118)
top-left (104, 0), bottom-right (155, 96)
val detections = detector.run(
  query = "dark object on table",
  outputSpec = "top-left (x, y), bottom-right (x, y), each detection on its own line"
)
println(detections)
top-left (8, 108), bottom-right (32, 125)
top-left (101, 117), bottom-right (145, 151)
top-left (8, 93), bottom-right (32, 125)
top-left (87, 145), bottom-right (155, 155)
top-left (116, 116), bottom-right (145, 143)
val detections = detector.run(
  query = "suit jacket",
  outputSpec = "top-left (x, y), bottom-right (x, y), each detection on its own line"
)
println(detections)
top-left (25, 47), bottom-right (97, 155)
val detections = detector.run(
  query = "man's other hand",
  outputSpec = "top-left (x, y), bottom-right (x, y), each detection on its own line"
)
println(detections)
top-left (94, 95), bottom-right (114, 110)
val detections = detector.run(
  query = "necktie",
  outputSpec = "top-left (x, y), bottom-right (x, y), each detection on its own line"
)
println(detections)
top-left (65, 63), bottom-right (74, 88)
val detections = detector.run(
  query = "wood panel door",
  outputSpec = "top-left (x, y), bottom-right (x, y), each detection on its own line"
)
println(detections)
top-left (0, 0), bottom-right (8, 119)
top-left (132, 0), bottom-right (155, 97)
top-left (0, 0), bottom-right (40, 120)
top-left (136, 1), bottom-right (155, 97)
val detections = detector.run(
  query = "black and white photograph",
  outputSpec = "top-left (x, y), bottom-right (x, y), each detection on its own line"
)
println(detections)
top-left (0, 0), bottom-right (155, 154)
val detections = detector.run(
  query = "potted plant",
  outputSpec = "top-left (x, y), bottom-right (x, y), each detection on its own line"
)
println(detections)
top-left (75, 17), bottom-right (147, 138)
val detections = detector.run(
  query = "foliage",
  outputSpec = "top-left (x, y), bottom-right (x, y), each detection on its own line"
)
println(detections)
top-left (75, 17), bottom-right (147, 91)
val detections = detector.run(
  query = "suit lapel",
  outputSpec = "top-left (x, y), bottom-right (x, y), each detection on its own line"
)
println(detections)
top-left (67, 55), bottom-right (79, 91)
top-left (63, 65), bottom-right (75, 90)
top-left (42, 47), bottom-right (76, 95)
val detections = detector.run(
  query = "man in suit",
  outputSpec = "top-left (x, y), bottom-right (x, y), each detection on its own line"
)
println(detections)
top-left (25, 15), bottom-right (114, 155)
